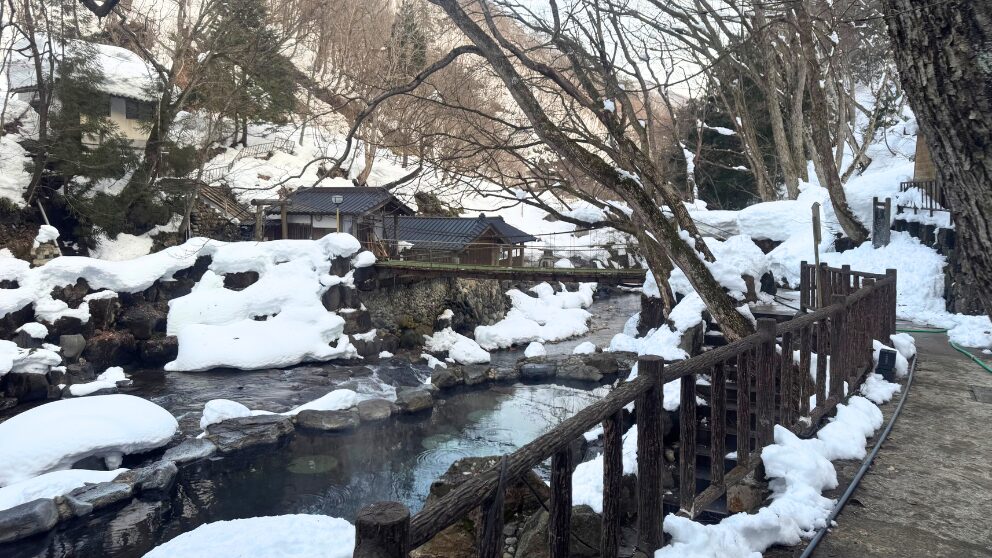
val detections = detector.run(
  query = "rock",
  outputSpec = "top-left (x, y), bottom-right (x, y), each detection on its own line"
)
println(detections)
top-left (49, 315), bottom-right (85, 337)
top-left (2, 372), bottom-right (51, 402)
top-left (357, 399), bottom-right (395, 421)
top-left (117, 304), bottom-right (167, 341)
top-left (87, 296), bottom-right (120, 331)
top-left (115, 461), bottom-right (178, 500)
top-left (0, 305), bottom-right (34, 340)
top-left (638, 293), bottom-right (667, 336)
top-left (321, 284), bottom-right (346, 312)
top-left (678, 322), bottom-right (705, 357)
top-left (13, 330), bottom-right (42, 349)
top-left (462, 365), bottom-right (489, 386)
top-left (53, 494), bottom-right (93, 521)
top-left (64, 362), bottom-right (96, 383)
top-left (139, 336), bottom-right (179, 366)
top-left (83, 330), bottom-right (137, 368)
top-left (342, 309), bottom-right (373, 335)
top-left (205, 414), bottom-right (295, 454)
top-left (519, 362), bottom-right (556, 380)
top-left (163, 438), bottom-right (217, 464)
top-left (329, 256), bottom-right (351, 277)
top-left (426, 456), bottom-right (548, 519)
top-left (295, 409), bottom-right (361, 431)
top-left (583, 352), bottom-right (621, 376)
top-left (46, 367), bottom-right (67, 386)
top-left (0, 498), bottom-right (59, 543)
top-left (515, 505), bottom-right (602, 558)
top-left (0, 397), bottom-right (17, 411)
top-left (430, 367), bottom-right (463, 389)
top-left (68, 482), bottom-right (134, 510)
top-left (50, 278), bottom-right (90, 307)
top-left (59, 334), bottom-right (87, 360)
top-left (488, 367), bottom-right (520, 382)
top-left (62, 385), bottom-right (118, 398)
top-left (172, 255), bottom-right (211, 284)
top-left (410, 522), bottom-right (476, 558)
top-left (395, 388), bottom-right (433, 413)
top-left (556, 358), bottom-right (603, 382)
top-left (223, 271), bottom-right (259, 290)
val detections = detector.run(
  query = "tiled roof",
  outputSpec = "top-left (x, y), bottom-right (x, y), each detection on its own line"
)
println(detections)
top-left (281, 187), bottom-right (414, 216)
top-left (386, 215), bottom-right (537, 251)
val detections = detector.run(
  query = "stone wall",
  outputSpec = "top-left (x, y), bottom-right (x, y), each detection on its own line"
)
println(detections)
top-left (358, 277), bottom-right (510, 340)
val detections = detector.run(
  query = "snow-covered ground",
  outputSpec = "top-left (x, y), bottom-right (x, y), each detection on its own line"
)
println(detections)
top-left (475, 282), bottom-right (596, 350)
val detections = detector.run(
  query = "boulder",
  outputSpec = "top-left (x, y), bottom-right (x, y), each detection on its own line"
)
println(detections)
top-left (67, 481), bottom-right (134, 511)
top-left (64, 362), bottom-right (96, 383)
top-left (139, 337), bottom-right (179, 367)
top-left (342, 309), bottom-right (373, 335)
top-left (115, 461), bottom-right (178, 500)
top-left (83, 330), bottom-right (137, 368)
top-left (0, 397), bottom-right (17, 411)
top-left (172, 255), bottom-right (211, 284)
top-left (53, 494), bottom-right (94, 522)
top-left (519, 362), bottom-right (557, 380)
top-left (223, 271), bottom-right (259, 290)
top-left (357, 399), bottom-right (396, 421)
top-left (583, 352), bottom-right (621, 376)
top-left (395, 388), bottom-right (433, 413)
top-left (329, 256), bottom-right (351, 277)
top-left (2, 372), bottom-right (51, 402)
top-left (87, 296), bottom-right (120, 331)
top-left (50, 278), bottom-right (90, 307)
top-left (295, 409), bottom-right (361, 431)
top-left (430, 367), bottom-right (464, 389)
top-left (0, 498), bottom-right (59, 544)
top-left (0, 305), bottom-right (34, 340)
top-left (162, 438), bottom-right (217, 464)
top-left (12, 330), bottom-right (42, 349)
top-left (462, 365), bottom-right (489, 386)
top-left (117, 304), bottom-right (167, 341)
top-left (488, 366), bottom-right (520, 382)
top-left (49, 315), bottom-right (85, 337)
top-left (678, 322), bottom-right (705, 357)
top-left (515, 505), bottom-right (602, 558)
top-left (556, 357), bottom-right (604, 382)
top-left (321, 284), bottom-right (346, 312)
top-left (205, 414), bottom-right (295, 454)
top-left (59, 334), bottom-right (87, 360)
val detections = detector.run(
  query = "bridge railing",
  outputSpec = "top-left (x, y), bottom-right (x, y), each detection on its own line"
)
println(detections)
top-left (352, 267), bottom-right (898, 558)
top-left (372, 237), bottom-right (631, 271)
top-left (897, 179), bottom-right (948, 216)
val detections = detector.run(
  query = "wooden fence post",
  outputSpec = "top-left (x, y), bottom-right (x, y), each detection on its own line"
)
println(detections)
top-left (710, 363), bottom-right (727, 487)
top-left (354, 502), bottom-right (410, 558)
top-left (755, 319), bottom-right (777, 448)
top-left (636, 356), bottom-right (665, 554)
top-left (829, 294), bottom-right (848, 399)
top-left (549, 448), bottom-right (573, 558)
top-left (679, 371), bottom-right (697, 514)
top-left (886, 268), bottom-right (897, 336)
top-left (799, 261), bottom-right (809, 311)
top-left (601, 411), bottom-right (623, 558)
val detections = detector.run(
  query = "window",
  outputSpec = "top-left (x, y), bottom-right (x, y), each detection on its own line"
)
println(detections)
top-left (125, 99), bottom-right (155, 121)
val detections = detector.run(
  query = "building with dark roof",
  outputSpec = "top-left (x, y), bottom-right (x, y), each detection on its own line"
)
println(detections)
top-left (387, 215), bottom-right (537, 266)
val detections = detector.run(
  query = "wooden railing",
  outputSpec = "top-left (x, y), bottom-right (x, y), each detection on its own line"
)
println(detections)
top-left (352, 266), bottom-right (897, 558)
top-left (897, 179), bottom-right (948, 215)
top-left (190, 138), bottom-right (297, 184)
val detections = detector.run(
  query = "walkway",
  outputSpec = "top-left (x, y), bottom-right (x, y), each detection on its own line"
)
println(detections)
top-left (812, 331), bottom-right (992, 557)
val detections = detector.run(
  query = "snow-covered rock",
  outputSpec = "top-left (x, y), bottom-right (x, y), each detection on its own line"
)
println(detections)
top-left (524, 342), bottom-right (546, 358)
top-left (0, 395), bottom-right (178, 486)
top-left (283, 389), bottom-right (357, 416)
top-left (423, 328), bottom-right (490, 365)
top-left (475, 284), bottom-right (594, 350)
top-left (0, 468), bottom-right (127, 512)
top-left (572, 341), bottom-right (596, 355)
top-left (143, 514), bottom-right (355, 558)
top-left (200, 399), bottom-right (253, 430)
top-left (15, 322), bottom-right (48, 339)
top-left (67, 366), bottom-right (128, 396)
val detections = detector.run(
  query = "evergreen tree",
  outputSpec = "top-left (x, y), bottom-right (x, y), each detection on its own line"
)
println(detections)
top-left (390, 0), bottom-right (427, 78)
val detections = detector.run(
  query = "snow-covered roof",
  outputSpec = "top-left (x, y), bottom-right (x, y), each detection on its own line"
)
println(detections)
top-left (7, 40), bottom-right (159, 102)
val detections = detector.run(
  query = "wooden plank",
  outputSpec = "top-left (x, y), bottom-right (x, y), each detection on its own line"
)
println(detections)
top-left (829, 294), bottom-right (848, 399)
top-left (780, 330), bottom-right (795, 426)
top-left (636, 357), bottom-right (665, 554)
top-left (799, 325), bottom-right (813, 417)
top-left (601, 412), bottom-right (623, 558)
top-left (815, 317), bottom-right (829, 410)
top-left (736, 350), bottom-right (752, 466)
top-left (478, 458), bottom-right (507, 558)
top-left (679, 372), bottom-right (697, 514)
top-left (710, 363), bottom-right (727, 487)
top-left (756, 319), bottom-right (777, 448)
top-left (549, 449), bottom-right (572, 558)
top-left (354, 502), bottom-right (410, 558)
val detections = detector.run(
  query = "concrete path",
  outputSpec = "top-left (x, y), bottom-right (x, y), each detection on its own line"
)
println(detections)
top-left (812, 331), bottom-right (992, 557)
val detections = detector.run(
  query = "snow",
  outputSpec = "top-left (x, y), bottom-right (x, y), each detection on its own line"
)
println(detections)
top-left (423, 328), bottom-right (491, 364)
top-left (572, 425), bottom-right (638, 512)
top-left (860, 372), bottom-right (902, 404)
top-left (603, 99), bottom-right (616, 113)
top-left (609, 292), bottom-right (706, 361)
top-left (422, 353), bottom-right (447, 369)
top-left (475, 284), bottom-right (595, 350)
top-left (143, 514), bottom-right (355, 558)
top-left (378, 350), bottom-right (394, 359)
top-left (90, 233), bottom-right (154, 261)
top-left (656, 396), bottom-right (885, 557)
top-left (0, 468), bottom-right (127, 512)
top-left (872, 339), bottom-right (910, 378)
top-left (352, 250), bottom-right (376, 268)
top-left (67, 366), bottom-right (128, 396)
top-left (200, 399), bottom-right (252, 429)
top-left (0, 395), bottom-right (177, 486)
top-left (889, 333), bottom-right (917, 360)
top-left (0, 341), bottom-right (62, 376)
top-left (524, 341), bottom-right (546, 358)
top-left (33, 225), bottom-right (59, 248)
top-left (554, 258), bottom-right (574, 269)
top-left (572, 341), bottom-right (596, 355)
top-left (284, 389), bottom-right (357, 416)
top-left (15, 321), bottom-right (47, 339)
top-left (0, 135), bottom-right (32, 208)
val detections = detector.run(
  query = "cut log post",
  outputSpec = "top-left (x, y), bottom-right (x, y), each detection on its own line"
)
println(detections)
top-left (478, 457), bottom-right (507, 558)
top-left (635, 356), bottom-right (664, 554)
top-left (886, 269), bottom-right (897, 336)
top-left (549, 448), bottom-right (573, 558)
top-left (780, 330), bottom-right (795, 426)
top-left (829, 294), bottom-right (848, 399)
top-left (800, 261), bottom-right (810, 311)
top-left (736, 350), bottom-right (752, 466)
top-left (354, 501), bottom-right (410, 558)
top-left (755, 319), bottom-right (777, 448)
top-left (799, 325), bottom-right (813, 417)
top-left (601, 411), bottom-right (623, 558)
top-left (679, 371), bottom-right (697, 514)
top-left (710, 363), bottom-right (727, 487)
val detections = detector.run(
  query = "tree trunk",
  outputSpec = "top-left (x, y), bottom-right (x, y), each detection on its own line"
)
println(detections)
top-left (885, 1), bottom-right (992, 315)
top-left (794, 4), bottom-right (870, 244)
top-left (754, 7), bottom-right (800, 199)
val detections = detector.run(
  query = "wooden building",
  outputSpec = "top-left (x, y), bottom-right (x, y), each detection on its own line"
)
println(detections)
top-left (386, 215), bottom-right (537, 265)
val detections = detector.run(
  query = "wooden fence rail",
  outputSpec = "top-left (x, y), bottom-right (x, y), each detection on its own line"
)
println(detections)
top-left (353, 266), bottom-right (897, 558)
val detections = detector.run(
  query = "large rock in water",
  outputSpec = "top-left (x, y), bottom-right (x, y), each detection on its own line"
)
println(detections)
top-left (0, 498), bottom-right (59, 544)
top-left (395, 387), bottom-right (433, 413)
top-left (117, 304), bottom-right (167, 341)
top-left (83, 330), bottom-right (137, 368)
top-left (515, 505), bottom-right (602, 558)
top-left (139, 337), bottom-right (179, 367)
top-left (205, 414), bottom-right (294, 454)
top-left (294, 409), bottom-right (360, 431)
top-left (2, 372), bottom-right (51, 402)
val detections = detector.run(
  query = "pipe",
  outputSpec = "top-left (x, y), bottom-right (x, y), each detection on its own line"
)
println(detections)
top-left (799, 346), bottom-right (919, 558)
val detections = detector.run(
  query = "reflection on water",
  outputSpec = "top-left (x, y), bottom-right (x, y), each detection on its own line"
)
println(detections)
top-left (4, 383), bottom-right (607, 558)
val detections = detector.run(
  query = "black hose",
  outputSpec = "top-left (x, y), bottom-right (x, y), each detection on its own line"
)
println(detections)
top-left (798, 350), bottom-right (919, 557)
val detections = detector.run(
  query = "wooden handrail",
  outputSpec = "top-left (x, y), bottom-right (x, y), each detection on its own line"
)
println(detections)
top-left (354, 265), bottom-right (898, 557)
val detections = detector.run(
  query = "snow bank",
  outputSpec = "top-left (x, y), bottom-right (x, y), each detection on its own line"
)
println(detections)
top-left (0, 395), bottom-right (177, 486)
top-left (573, 425), bottom-right (638, 512)
top-left (0, 468), bottom-right (127, 512)
top-left (609, 292), bottom-right (706, 361)
top-left (860, 373), bottom-right (902, 404)
top-left (423, 328), bottom-right (491, 364)
top-left (657, 396), bottom-right (885, 557)
top-left (143, 514), bottom-right (355, 558)
top-left (0, 135), bottom-right (32, 208)
top-left (90, 233), bottom-right (154, 261)
top-left (475, 283), bottom-right (595, 350)
top-left (0, 340), bottom-right (62, 376)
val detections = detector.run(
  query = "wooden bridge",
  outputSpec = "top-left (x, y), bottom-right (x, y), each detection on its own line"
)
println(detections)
top-left (352, 264), bottom-right (898, 558)
top-left (370, 260), bottom-right (647, 286)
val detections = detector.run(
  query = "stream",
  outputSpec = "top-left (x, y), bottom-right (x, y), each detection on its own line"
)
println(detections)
top-left (2, 293), bottom-right (640, 558)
